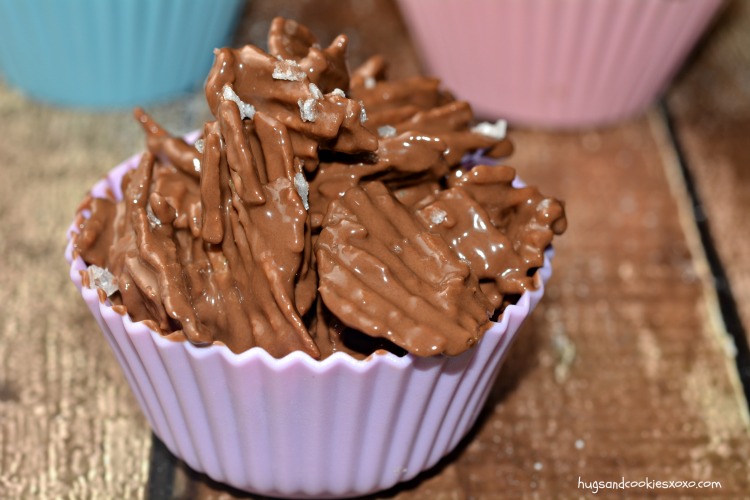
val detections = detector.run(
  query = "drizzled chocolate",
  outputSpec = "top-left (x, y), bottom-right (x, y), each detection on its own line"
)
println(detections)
top-left (74, 18), bottom-right (566, 360)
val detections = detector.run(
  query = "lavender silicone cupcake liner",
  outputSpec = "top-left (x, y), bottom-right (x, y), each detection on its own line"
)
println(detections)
top-left (66, 150), bottom-right (553, 498)
top-left (396, 0), bottom-right (724, 128)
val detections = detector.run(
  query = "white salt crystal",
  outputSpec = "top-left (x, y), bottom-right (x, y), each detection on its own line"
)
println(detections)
top-left (222, 85), bottom-right (256, 120)
top-left (87, 265), bottom-right (118, 297)
top-left (297, 83), bottom-right (325, 123)
top-left (309, 83), bottom-right (323, 100)
top-left (331, 88), bottom-right (346, 97)
top-left (298, 97), bottom-right (318, 122)
top-left (194, 139), bottom-right (204, 153)
top-left (146, 204), bottom-right (162, 228)
top-left (377, 125), bottom-right (396, 138)
top-left (430, 208), bottom-right (447, 225)
top-left (364, 77), bottom-right (376, 89)
top-left (359, 101), bottom-right (367, 123)
top-left (192, 157), bottom-right (201, 173)
top-left (272, 59), bottom-right (306, 81)
top-left (471, 119), bottom-right (507, 140)
top-left (294, 171), bottom-right (309, 210)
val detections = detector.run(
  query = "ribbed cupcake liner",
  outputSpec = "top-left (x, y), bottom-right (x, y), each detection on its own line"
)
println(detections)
top-left (396, 0), bottom-right (724, 128)
top-left (65, 150), bottom-right (552, 498)
top-left (0, 0), bottom-right (243, 108)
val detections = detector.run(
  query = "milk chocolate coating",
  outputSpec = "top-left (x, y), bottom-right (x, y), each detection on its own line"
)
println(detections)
top-left (74, 18), bottom-right (566, 359)
top-left (316, 181), bottom-right (492, 356)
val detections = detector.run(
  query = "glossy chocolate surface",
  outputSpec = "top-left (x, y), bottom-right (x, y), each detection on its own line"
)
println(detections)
top-left (74, 18), bottom-right (566, 359)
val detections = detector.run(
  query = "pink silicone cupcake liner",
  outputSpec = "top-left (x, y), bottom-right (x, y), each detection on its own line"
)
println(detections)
top-left (396, 0), bottom-right (724, 128)
top-left (65, 150), bottom-right (553, 498)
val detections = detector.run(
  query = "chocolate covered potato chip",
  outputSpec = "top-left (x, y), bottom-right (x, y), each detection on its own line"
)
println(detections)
top-left (316, 181), bottom-right (493, 356)
top-left (75, 18), bottom-right (566, 359)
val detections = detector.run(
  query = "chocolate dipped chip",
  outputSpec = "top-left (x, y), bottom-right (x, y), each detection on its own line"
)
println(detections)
top-left (75, 18), bottom-right (567, 360)
top-left (315, 181), bottom-right (493, 356)
top-left (442, 165), bottom-right (567, 304)
top-left (204, 21), bottom-right (377, 163)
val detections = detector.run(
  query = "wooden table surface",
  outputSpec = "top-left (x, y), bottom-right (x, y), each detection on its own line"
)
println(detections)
top-left (1, 1), bottom-right (749, 498)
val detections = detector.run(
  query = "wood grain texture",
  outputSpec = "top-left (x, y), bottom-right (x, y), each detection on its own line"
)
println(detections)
top-left (0, 85), bottom-right (210, 498)
top-left (0, 95), bottom-right (149, 497)
top-left (179, 114), bottom-right (750, 499)
top-left (0, 0), bottom-right (748, 498)
top-left (667, 0), bottom-right (750, 341)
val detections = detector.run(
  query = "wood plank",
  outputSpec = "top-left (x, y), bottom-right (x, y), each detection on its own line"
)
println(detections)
top-left (0, 0), bottom-right (748, 498)
top-left (667, 0), bottom-right (750, 343)
top-left (176, 2), bottom-right (750, 497)
top-left (501, 112), bottom-right (750, 497)
top-left (179, 110), bottom-right (750, 497)
top-left (0, 94), bottom-right (149, 497)
top-left (0, 81), bottom-right (209, 498)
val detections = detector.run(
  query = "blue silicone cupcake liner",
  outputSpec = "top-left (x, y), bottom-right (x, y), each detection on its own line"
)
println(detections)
top-left (0, 0), bottom-right (243, 108)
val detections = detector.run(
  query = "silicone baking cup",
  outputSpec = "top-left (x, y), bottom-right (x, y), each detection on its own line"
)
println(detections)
top-left (396, 0), bottom-right (724, 128)
top-left (65, 149), bottom-right (553, 498)
top-left (0, 0), bottom-right (243, 108)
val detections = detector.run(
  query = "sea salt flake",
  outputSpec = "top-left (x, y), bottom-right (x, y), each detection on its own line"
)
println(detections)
top-left (194, 139), bottom-right (204, 153)
top-left (472, 119), bottom-right (507, 140)
top-left (146, 204), bottom-right (162, 228)
top-left (222, 85), bottom-right (256, 120)
top-left (309, 83), bottom-right (323, 100)
top-left (430, 208), bottom-right (447, 225)
top-left (298, 98), bottom-right (318, 122)
top-left (294, 172), bottom-right (309, 210)
top-left (377, 125), bottom-right (396, 138)
top-left (297, 84), bottom-right (324, 123)
top-left (272, 59), bottom-right (306, 81)
top-left (359, 100), bottom-right (367, 123)
top-left (192, 157), bottom-right (201, 173)
top-left (87, 265), bottom-right (118, 297)
top-left (331, 88), bottom-right (346, 97)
